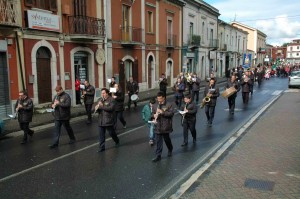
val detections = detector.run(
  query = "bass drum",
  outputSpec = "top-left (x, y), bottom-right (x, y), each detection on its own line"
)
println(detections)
top-left (130, 94), bottom-right (139, 102)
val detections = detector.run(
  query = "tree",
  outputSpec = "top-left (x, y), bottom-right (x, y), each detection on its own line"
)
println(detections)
top-left (281, 43), bottom-right (288, 47)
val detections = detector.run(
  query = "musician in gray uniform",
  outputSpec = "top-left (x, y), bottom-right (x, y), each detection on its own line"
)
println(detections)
top-left (83, 80), bottom-right (95, 124)
top-left (203, 78), bottom-right (220, 127)
top-left (181, 94), bottom-right (197, 147)
top-left (49, 86), bottom-right (76, 149)
top-left (15, 90), bottom-right (34, 144)
top-left (95, 88), bottom-right (120, 152)
top-left (191, 73), bottom-right (201, 104)
top-left (225, 75), bottom-right (240, 115)
top-left (151, 91), bottom-right (174, 162)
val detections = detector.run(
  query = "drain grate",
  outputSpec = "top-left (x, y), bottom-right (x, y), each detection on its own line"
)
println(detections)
top-left (244, 178), bottom-right (275, 191)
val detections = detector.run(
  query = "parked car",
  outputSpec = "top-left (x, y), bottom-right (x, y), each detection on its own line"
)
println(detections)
top-left (288, 71), bottom-right (300, 88)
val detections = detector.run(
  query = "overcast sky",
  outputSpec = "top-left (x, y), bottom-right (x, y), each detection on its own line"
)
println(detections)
top-left (204, 0), bottom-right (300, 46)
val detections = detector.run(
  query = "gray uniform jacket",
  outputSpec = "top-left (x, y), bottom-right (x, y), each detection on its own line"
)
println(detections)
top-left (152, 101), bottom-right (174, 134)
top-left (15, 97), bottom-right (33, 123)
top-left (96, 96), bottom-right (115, 127)
top-left (52, 92), bottom-right (71, 121)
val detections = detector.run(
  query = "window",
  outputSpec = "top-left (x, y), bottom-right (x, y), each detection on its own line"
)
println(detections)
top-left (25, 0), bottom-right (57, 11)
top-left (297, 46), bottom-right (299, 49)
top-left (122, 4), bottom-right (130, 28)
top-left (74, 0), bottom-right (86, 16)
top-left (290, 47), bottom-right (293, 51)
top-left (189, 22), bottom-right (194, 36)
top-left (297, 53), bottom-right (299, 56)
top-left (202, 22), bottom-right (205, 41)
top-left (147, 11), bottom-right (153, 33)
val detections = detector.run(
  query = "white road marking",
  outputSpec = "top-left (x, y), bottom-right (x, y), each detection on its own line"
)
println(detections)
top-left (0, 125), bottom-right (145, 183)
top-left (167, 93), bottom-right (282, 199)
top-left (271, 90), bottom-right (283, 96)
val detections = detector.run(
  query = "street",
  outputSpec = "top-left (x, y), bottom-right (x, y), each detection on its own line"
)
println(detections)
top-left (0, 77), bottom-right (290, 199)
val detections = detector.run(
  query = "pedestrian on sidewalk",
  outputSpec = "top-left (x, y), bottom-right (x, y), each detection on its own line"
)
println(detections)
top-left (112, 84), bottom-right (127, 130)
top-left (181, 94), bottom-right (197, 147)
top-left (159, 73), bottom-right (168, 97)
top-left (15, 90), bottom-right (34, 144)
top-left (152, 91), bottom-right (174, 162)
top-left (203, 78), bottom-right (220, 127)
top-left (83, 80), bottom-right (95, 124)
top-left (49, 86), bottom-right (76, 149)
top-left (95, 88), bottom-right (120, 152)
top-left (75, 76), bottom-right (82, 105)
top-left (126, 76), bottom-right (139, 110)
top-left (141, 98), bottom-right (156, 146)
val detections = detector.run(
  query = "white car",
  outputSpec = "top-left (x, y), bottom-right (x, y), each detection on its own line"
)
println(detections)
top-left (288, 71), bottom-right (300, 88)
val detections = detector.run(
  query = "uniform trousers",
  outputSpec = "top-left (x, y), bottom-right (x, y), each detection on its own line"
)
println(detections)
top-left (205, 105), bottom-right (215, 124)
top-left (85, 104), bottom-right (93, 122)
top-left (228, 95), bottom-right (236, 113)
top-left (192, 91), bottom-right (200, 103)
top-left (242, 92), bottom-right (250, 104)
top-left (114, 111), bottom-right (126, 129)
top-left (53, 120), bottom-right (76, 145)
top-left (155, 133), bottom-right (173, 157)
top-left (99, 126), bottom-right (119, 150)
top-left (19, 122), bottom-right (34, 141)
top-left (182, 118), bottom-right (196, 143)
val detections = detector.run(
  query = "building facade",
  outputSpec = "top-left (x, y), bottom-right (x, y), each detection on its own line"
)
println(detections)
top-left (231, 21), bottom-right (267, 67)
top-left (182, 0), bottom-right (219, 80)
top-left (217, 20), bottom-right (248, 74)
top-left (106, 0), bottom-right (184, 92)
top-left (286, 39), bottom-right (300, 64)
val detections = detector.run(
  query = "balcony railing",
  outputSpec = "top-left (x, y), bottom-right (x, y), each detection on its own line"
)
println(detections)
top-left (208, 39), bottom-right (219, 49)
top-left (120, 26), bottom-right (143, 44)
top-left (166, 34), bottom-right (177, 48)
top-left (188, 34), bottom-right (201, 46)
top-left (68, 16), bottom-right (105, 37)
top-left (0, 0), bottom-right (20, 27)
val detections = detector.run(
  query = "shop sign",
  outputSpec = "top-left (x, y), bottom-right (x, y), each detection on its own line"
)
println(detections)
top-left (27, 10), bottom-right (60, 32)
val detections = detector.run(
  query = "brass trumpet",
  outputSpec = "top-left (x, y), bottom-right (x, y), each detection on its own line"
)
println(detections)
top-left (200, 96), bottom-right (211, 109)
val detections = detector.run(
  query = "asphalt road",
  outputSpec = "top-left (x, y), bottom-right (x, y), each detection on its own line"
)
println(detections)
top-left (0, 77), bottom-right (289, 199)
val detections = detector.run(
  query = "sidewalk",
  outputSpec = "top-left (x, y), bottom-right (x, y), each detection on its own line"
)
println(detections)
top-left (2, 78), bottom-right (227, 134)
top-left (181, 91), bottom-right (300, 198)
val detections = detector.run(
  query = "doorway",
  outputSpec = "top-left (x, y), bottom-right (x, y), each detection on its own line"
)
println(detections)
top-left (166, 60), bottom-right (172, 86)
top-left (0, 52), bottom-right (10, 118)
top-left (74, 52), bottom-right (88, 83)
top-left (36, 47), bottom-right (52, 103)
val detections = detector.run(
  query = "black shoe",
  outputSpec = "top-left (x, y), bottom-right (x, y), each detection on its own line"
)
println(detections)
top-left (20, 140), bottom-right (27, 144)
top-left (98, 148), bottom-right (105, 152)
top-left (86, 120), bottom-right (92, 125)
top-left (152, 156), bottom-right (161, 162)
top-left (115, 142), bottom-right (120, 147)
top-left (49, 144), bottom-right (58, 149)
top-left (193, 138), bottom-right (196, 143)
top-left (181, 142), bottom-right (188, 147)
top-left (69, 139), bottom-right (76, 144)
top-left (167, 150), bottom-right (172, 157)
top-left (29, 130), bottom-right (34, 137)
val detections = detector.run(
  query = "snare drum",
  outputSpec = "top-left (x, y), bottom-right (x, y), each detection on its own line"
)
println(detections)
top-left (130, 94), bottom-right (139, 102)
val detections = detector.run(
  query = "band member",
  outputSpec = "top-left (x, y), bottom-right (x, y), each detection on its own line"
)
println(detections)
top-left (226, 75), bottom-right (240, 114)
top-left (159, 73), bottom-right (168, 97)
top-left (241, 72), bottom-right (253, 104)
top-left (112, 84), bottom-right (127, 130)
top-left (95, 88), bottom-right (120, 152)
top-left (126, 76), bottom-right (139, 110)
top-left (49, 86), bottom-right (76, 149)
top-left (151, 91), bottom-right (174, 162)
top-left (15, 90), bottom-right (34, 144)
top-left (173, 77), bottom-right (185, 109)
top-left (203, 78), bottom-right (220, 127)
top-left (191, 73), bottom-right (201, 104)
top-left (181, 94), bottom-right (197, 147)
top-left (109, 76), bottom-right (116, 89)
top-left (248, 69), bottom-right (255, 95)
top-left (186, 73), bottom-right (193, 94)
top-left (75, 76), bottom-right (82, 105)
top-left (83, 80), bottom-right (95, 124)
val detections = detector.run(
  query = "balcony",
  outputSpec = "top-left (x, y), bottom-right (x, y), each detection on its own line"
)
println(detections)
top-left (208, 39), bottom-right (219, 49)
top-left (0, 0), bottom-right (20, 28)
top-left (188, 34), bottom-right (201, 49)
top-left (166, 34), bottom-right (177, 49)
top-left (120, 26), bottom-right (143, 47)
top-left (220, 44), bottom-right (227, 51)
top-left (68, 16), bottom-right (105, 40)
